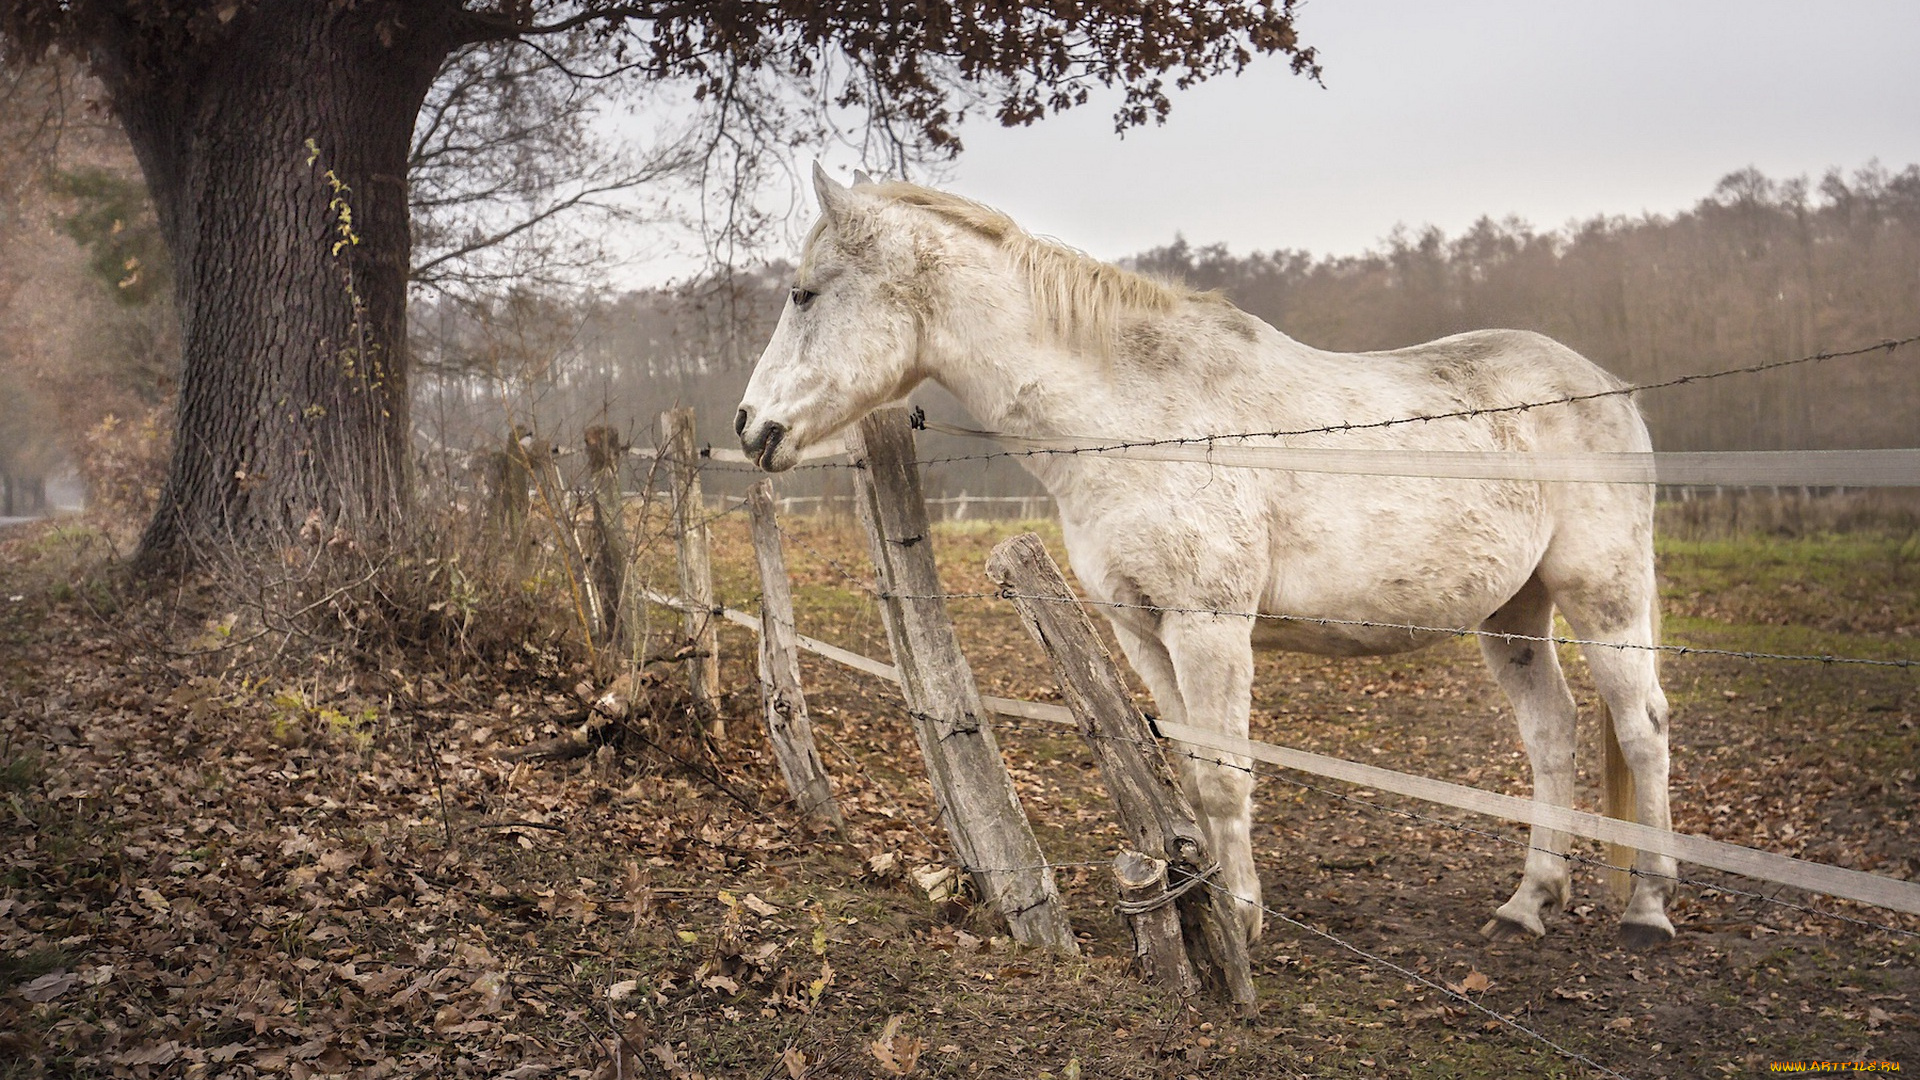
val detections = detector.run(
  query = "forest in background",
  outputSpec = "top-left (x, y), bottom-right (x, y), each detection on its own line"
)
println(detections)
top-left (409, 160), bottom-right (1920, 506)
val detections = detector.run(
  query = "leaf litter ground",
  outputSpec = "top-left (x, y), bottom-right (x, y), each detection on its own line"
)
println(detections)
top-left (1, 515), bottom-right (1916, 1078)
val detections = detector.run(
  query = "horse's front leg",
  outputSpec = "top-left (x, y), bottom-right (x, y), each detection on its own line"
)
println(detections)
top-left (1158, 610), bottom-right (1262, 941)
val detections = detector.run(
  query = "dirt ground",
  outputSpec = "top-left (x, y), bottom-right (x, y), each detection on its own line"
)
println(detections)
top-left (2, 511), bottom-right (1916, 1078)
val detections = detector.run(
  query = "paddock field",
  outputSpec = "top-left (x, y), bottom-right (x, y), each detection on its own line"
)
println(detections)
top-left (650, 510), bottom-right (1920, 1075)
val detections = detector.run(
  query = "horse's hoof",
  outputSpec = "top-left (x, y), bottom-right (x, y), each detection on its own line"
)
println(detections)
top-left (1480, 915), bottom-right (1543, 942)
top-left (1618, 920), bottom-right (1675, 950)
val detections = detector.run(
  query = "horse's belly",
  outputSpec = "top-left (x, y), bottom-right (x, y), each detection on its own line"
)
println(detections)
top-left (1254, 498), bottom-right (1548, 656)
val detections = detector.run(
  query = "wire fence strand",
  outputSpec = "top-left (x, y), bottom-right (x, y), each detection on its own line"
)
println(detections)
top-left (880, 587), bottom-right (1920, 670)
top-left (979, 710), bottom-right (1920, 941)
top-left (1194, 875), bottom-right (1637, 1080)
top-left (907, 334), bottom-right (1920, 470)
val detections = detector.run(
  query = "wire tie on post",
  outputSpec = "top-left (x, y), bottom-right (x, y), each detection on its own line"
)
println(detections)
top-left (1114, 861), bottom-right (1218, 916)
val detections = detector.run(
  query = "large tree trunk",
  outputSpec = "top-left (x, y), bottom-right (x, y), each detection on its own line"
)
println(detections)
top-left (91, 1), bottom-right (459, 572)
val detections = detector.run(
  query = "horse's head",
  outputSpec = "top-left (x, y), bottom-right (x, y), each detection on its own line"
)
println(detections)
top-left (736, 165), bottom-right (930, 471)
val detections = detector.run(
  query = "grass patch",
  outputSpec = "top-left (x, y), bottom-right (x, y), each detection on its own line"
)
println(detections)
top-left (0, 946), bottom-right (71, 992)
top-left (0, 752), bottom-right (40, 794)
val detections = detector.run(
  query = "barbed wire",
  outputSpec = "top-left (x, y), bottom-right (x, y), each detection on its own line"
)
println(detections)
top-left (771, 518), bottom-right (884, 600)
top-left (877, 587), bottom-right (1919, 670)
top-left (728, 510), bottom-right (1917, 923)
top-left (1192, 874), bottom-right (1636, 1080)
top-left (977, 709), bottom-right (1920, 941)
top-left (907, 333), bottom-right (1920, 470)
top-left (932, 818), bottom-right (1635, 1076)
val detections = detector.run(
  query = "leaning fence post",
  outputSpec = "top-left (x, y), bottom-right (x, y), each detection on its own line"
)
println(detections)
top-left (747, 480), bottom-right (845, 832)
top-left (986, 531), bottom-right (1256, 1013)
top-left (662, 407), bottom-right (723, 740)
top-left (848, 408), bottom-right (1077, 954)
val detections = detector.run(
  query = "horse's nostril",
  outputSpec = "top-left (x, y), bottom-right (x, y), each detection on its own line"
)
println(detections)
top-left (734, 408), bottom-right (749, 438)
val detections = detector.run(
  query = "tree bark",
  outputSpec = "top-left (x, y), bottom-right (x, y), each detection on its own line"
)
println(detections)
top-left (89, 1), bottom-right (461, 572)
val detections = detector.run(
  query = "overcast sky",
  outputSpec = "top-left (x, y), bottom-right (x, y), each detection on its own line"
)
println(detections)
top-left (607, 1), bottom-right (1919, 283)
top-left (878, 0), bottom-right (1920, 264)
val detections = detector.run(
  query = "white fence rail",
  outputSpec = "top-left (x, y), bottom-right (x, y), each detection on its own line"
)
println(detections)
top-left (644, 588), bottom-right (1920, 919)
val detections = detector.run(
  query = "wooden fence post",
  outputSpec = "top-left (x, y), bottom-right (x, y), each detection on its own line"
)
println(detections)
top-left (747, 480), bottom-right (845, 832)
top-left (662, 407), bottom-right (723, 740)
top-left (848, 408), bottom-right (1077, 954)
top-left (986, 531), bottom-right (1256, 1013)
top-left (523, 432), bottom-right (603, 637)
top-left (584, 426), bottom-right (639, 655)
top-left (488, 429), bottom-right (532, 557)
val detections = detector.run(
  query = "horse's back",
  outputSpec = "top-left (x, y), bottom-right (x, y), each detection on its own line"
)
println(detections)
top-left (1355, 328), bottom-right (1649, 454)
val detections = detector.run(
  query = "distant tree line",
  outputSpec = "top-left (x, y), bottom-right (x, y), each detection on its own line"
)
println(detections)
top-left (1129, 164), bottom-right (1920, 453)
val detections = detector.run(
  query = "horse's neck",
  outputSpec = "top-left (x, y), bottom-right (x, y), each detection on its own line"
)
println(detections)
top-left (922, 268), bottom-right (1128, 438)
top-left (926, 339), bottom-right (1097, 437)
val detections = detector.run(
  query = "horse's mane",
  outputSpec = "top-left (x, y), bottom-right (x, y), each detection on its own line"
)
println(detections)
top-left (868, 181), bottom-right (1219, 354)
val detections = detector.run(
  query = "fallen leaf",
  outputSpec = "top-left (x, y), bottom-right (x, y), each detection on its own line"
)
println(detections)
top-left (910, 865), bottom-right (959, 904)
top-left (1460, 970), bottom-right (1491, 993)
top-left (782, 1046), bottom-right (807, 1079)
top-left (470, 969), bottom-right (512, 1015)
top-left (17, 971), bottom-right (76, 1002)
top-left (115, 1042), bottom-right (181, 1067)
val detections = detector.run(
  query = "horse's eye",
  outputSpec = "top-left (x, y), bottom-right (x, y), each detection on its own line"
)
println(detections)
top-left (790, 286), bottom-right (818, 309)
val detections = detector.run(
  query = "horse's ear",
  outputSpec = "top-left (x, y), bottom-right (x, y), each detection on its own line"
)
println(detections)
top-left (852, 169), bottom-right (875, 187)
top-left (812, 162), bottom-right (854, 227)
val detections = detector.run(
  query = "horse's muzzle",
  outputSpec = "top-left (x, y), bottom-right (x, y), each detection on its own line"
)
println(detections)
top-left (739, 416), bottom-right (787, 471)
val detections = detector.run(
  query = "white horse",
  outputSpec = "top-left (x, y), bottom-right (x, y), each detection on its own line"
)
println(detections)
top-left (737, 167), bottom-right (1677, 949)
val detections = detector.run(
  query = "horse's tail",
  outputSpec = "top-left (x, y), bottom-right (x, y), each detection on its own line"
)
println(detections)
top-left (1601, 598), bottom-right (1658, 904)
top-left (1601, 704), bottom-right (1635, 904)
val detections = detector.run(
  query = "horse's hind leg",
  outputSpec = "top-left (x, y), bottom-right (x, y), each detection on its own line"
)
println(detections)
top-left (1559, 602), bottom-right (1676, 949)
top-left (1477, 574), bottom-right (1580, 941)
top-left (1541, 542), bottom-right (1677, 949)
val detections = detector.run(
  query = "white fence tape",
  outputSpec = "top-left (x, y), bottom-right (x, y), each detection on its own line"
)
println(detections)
top-left (646, 589), bottom-right (1920, 918)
